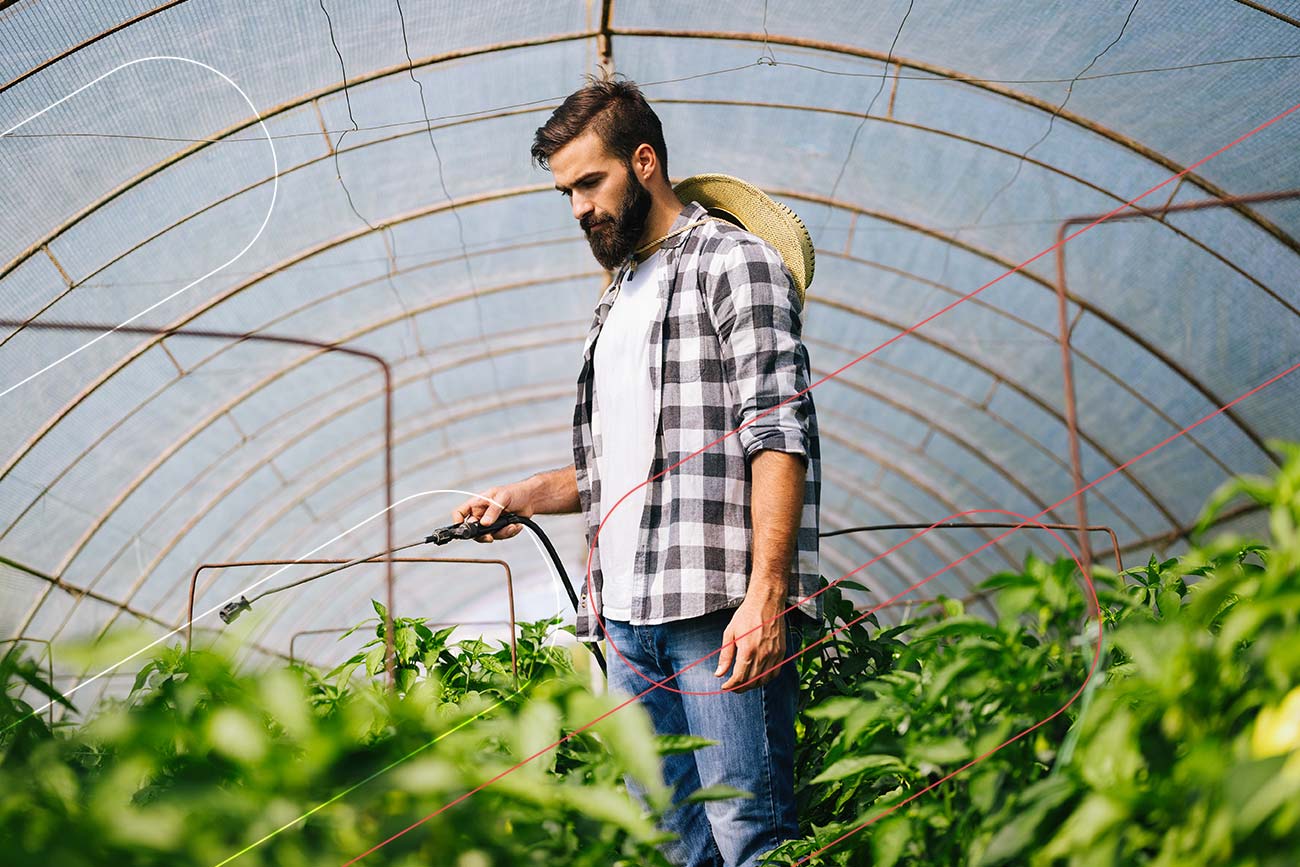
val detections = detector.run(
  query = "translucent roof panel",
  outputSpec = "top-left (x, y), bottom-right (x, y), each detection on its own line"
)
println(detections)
top-left (2, 0), bottom-right (1297, 711)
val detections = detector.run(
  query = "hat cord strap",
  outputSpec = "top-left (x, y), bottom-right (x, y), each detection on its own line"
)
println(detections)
top-left (626, 217), bottom-right (728, 277)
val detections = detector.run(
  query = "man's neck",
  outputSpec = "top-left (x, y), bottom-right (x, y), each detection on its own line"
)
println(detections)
top-left (632, 190), bottom-right (688, 261)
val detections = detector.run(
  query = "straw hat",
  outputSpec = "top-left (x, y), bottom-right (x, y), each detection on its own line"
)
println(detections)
top-left (673, 173), bottom-right (815, 302)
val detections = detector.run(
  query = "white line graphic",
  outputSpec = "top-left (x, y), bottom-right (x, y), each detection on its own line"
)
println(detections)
top-left (26, 489), bottom-right (568, 716)
top-left (0, 56), bottom-right (280, 397)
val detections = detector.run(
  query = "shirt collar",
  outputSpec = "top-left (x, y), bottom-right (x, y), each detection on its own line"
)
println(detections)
top-left (658, 200), bottom-right (709, 251)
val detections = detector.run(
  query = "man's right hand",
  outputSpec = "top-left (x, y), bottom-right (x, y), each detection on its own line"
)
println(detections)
top-left (450, 483), bottom-right (533, 543)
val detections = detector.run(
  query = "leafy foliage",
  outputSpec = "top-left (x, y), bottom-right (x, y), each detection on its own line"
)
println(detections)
top-left (0, 615), bottom-right (680, 866)
top-left (764, 440), bottom-right (1300, 866)
top-left (4, 442), bottom-right (1299, 866)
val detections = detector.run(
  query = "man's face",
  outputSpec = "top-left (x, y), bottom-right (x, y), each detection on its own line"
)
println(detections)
top-left (549, 130), bottom-right (653, 270)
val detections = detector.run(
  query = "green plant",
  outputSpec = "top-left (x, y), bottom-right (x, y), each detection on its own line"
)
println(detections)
top-left (767, 440), bottom-right (1300, 866)
top-left (989, 442), bottom-right (1300, 866)
top-left (768, 554), bottom-right (1114, 867)
top-left (0, 614), bottom-right (680, 866)
top-left (6, 445), bottom-right (1299, 866)
top-left (322, 602), bottom-right (574, 704)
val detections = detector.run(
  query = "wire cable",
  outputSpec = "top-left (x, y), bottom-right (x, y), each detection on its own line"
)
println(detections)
top-left (392, 0), bottom-right (510, 411)
top-left (815, 0), bottom-right (915, 241)
top-left (937, 0), bottom-right (1143, 286)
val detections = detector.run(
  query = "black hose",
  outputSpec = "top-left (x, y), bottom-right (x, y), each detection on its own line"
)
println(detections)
top-left (226, 513), bottom-right (608, 677)
top-left (456, 512), bottom-right (607, 677)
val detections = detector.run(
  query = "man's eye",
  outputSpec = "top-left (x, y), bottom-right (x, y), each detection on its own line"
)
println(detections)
top-left (559, 190), bottom-right (572, 198)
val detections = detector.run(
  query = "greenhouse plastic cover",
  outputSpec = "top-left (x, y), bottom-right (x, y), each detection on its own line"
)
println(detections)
top-left (0, 0), bottom-right (1297, 710)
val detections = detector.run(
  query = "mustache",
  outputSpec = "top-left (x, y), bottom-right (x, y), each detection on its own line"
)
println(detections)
top-left (581, 214), bottom-right (612, 233)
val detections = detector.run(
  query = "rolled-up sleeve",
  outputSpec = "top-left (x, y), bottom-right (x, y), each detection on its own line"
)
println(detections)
top-left (706, 237), bottom-right (812, 465)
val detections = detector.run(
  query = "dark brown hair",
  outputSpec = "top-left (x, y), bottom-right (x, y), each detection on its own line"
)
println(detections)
top-left (531, 75), bottom-right (668, 177)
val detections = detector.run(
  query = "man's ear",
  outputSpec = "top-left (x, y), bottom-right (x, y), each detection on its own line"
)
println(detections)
top-left (632, 142), bottom-right (658, 185)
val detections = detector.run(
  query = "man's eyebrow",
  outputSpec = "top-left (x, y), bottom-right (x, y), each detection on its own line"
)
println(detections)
top-left (555, 171), bottom-right (602, 193)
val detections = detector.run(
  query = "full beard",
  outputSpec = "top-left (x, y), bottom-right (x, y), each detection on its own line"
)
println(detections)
top-left (582, 167), bottom-right (653, 271)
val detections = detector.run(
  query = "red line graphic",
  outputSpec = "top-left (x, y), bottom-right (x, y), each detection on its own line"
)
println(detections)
top-left (340, 99), bottom-right (1300, 865)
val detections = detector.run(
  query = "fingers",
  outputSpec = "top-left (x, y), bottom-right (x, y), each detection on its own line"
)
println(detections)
top-left (452, 488), bottom-right (516, 544)
top-left (452, 486), bottom-right (506, 518)
top-left (451, 497), bottom-right (485, 525)
top-left (720, 652), bottom-right (752, 691)
top-left (714, 627), bottom-right (736, 678)
top-left (746, 628), bottom-right (787, 690)
top-left (722, 635), bottom-right (787, 692)
top-left (719, 629), bottom-right (753, 690)
top-left (480, 489), bottom-right (508, 527)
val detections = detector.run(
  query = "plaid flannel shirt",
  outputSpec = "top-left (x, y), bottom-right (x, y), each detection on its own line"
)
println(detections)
top-left (571, 200), bottom-right (822, 643)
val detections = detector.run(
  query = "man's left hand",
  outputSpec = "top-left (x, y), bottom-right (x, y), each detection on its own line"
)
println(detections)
top-left (715, 585), bottom-right (787, 693)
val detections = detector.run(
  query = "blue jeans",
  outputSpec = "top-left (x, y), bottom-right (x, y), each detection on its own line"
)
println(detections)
top-left (603, 606), bottom-right (808, 867)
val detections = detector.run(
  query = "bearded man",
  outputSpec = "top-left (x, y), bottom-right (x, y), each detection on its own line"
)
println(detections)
top-left (452, 75), bottom-right (822, 867)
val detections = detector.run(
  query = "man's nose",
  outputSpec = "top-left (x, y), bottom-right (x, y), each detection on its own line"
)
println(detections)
top-left (572, 194), bottom-right (594, 223)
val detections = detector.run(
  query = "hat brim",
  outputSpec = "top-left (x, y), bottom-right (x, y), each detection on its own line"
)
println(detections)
top-left (672, 174), bottom-right (815, 303)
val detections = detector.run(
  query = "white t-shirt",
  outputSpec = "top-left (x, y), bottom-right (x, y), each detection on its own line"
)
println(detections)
top-left (592, 249), bottom-right (664, 621)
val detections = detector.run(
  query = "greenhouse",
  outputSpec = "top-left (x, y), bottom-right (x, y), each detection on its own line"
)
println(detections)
top-left (1, 1), bottom-right (1298, 865)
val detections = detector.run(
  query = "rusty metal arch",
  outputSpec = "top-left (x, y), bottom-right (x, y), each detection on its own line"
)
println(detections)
top-left (100, 333), bottom-right (1077, 634)
top-left (776, 189), bottom-right (1278, 467)
top-left (3, 186), bottom-right (1197, 560)
top-left (8, 19), bottom-right (1294, 293)
top-left (64, 328), bottom-right (581, 625)
top-left (11, 266), bottom-right (1189, 646)
top-left (4, 105), bottom-right (1276, 532)
top-left (611, 27), bottom-right (1298, 252)
top-left (165, 387), bottom-right (1017, 641)
top-left (17, 276), bottom-right (1180, 636)
top-left (28, 366), bottom-right (577, 641)
top-left (230, 439), bottom-right (998, 653)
